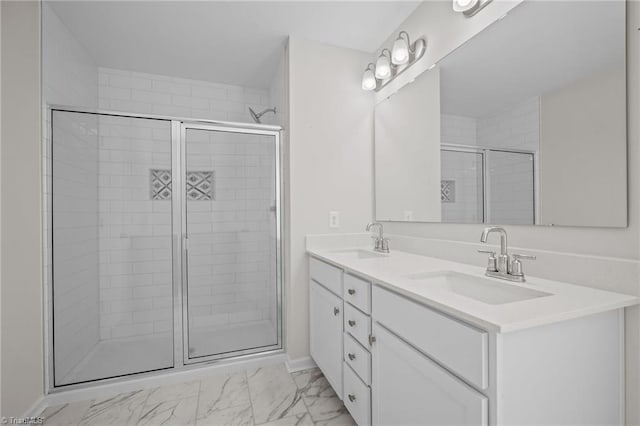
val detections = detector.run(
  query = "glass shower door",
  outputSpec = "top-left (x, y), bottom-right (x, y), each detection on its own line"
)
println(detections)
top-left (182, 125), bottom-right (281, 362)
top-left (51, 110), bottom-right (174, 386)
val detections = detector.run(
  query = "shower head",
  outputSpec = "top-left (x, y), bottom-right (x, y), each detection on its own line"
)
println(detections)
top-left (248, 107), bottom-right (277, 124)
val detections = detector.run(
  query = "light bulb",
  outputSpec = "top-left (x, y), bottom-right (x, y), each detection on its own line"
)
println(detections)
top-left (375, 54), bottom-right (391, 79)
top-left (362, 69), bottom-right (376, 91)
top-left (453, 0), bottom-right (478, 12)
top-left (392, 37), bottom-right (409, 65)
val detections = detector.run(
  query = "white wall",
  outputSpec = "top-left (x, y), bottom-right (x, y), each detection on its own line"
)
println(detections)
top-left (42, 2), bottom-right (101, 385)
top-left (0, 0), bottom-right (43, 417)
top-left (540, 66), bottom-right (627, 227)
top-left (374, 1), bottom-right (640, 422)
top-left (375, 67), bottom-right (441, 222)
top-left (287, 37), bottom-right (373, 359)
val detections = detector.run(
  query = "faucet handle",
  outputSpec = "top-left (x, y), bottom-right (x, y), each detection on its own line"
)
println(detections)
top-left (510, 253), bottom-right (536, 278)
top-left (477, 249), bottom-right (498, 272)
top-left (512, 253), bottom-right (536, 261)
top-left (477, 249), bottom-right (496, 255)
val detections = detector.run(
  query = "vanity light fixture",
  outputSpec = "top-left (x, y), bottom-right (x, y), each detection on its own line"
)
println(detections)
top-left (361, 63), bottom-right (377, 91)
top-left (362, 31), bottom-right (426, 92)
top-left (453, 0), bottom-right (493, 17)
top-left (375, 49), bottom-right (393, 79)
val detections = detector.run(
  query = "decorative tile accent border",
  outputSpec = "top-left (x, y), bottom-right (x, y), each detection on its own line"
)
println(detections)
top-left (441, 180), bottom-right (456, 203)
top-left (151, 169), bottom-right (172, 200)
top-left (186, 171), bottom-right (214, 201)
top-left (151, 169), bottom-right (215, 201)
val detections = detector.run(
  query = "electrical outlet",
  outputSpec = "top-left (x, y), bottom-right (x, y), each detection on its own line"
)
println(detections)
top-left (329, 211), bottom-right (340, 228)
top-left (404, 210), bottom-right (413, 221)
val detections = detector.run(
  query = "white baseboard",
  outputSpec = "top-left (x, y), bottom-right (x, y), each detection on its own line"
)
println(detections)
top-left (285, 355), bottom-right (316, 373)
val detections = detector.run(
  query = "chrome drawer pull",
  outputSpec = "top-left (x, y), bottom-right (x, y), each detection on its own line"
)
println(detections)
top-left (348, 353), bottom-right (356, 361)
top-left (348, 288), bottom-right (356, 295)
top-left (333, 307), bottom-right (340, 316)
top-left (348, 320), bottom-right (356, 327)
top-left (348, 394), bottom-right (356, 402)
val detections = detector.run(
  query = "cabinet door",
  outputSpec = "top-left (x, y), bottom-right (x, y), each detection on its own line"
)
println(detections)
top-left (371, 323), bottom-right (488, 426)
top-left (310, 280), bottom-right (343, 399)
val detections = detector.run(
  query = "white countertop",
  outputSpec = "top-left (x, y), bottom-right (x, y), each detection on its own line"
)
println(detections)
top-left (307, 246), bottom-right (638, 333)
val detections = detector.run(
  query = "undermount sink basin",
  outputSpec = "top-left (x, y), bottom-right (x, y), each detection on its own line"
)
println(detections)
top-left (407, 271), bottom-right (551, 305)
top-left (330, 249), bottom-right (388, 259)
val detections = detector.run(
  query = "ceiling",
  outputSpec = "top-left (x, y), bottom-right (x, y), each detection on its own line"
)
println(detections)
top-left (440, 0), bottom-right (625, 118)
top-left (48, 1), bottom-right (421, 89)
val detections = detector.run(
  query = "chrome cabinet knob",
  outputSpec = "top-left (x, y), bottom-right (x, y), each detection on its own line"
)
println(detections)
top-left (348, 353), bottom-right (356, 361)
top-left (348, 289), bottom-right (356, 295)
top-left (348, 394), bottom-right (356, 402)
top-left (348, 320), bottom-right (356, 327)
top-left (333, 307), bottom-right (340, 316)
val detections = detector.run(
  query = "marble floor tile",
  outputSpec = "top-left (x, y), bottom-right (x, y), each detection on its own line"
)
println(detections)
top-left (313, 412), bottom-right (357, 426)
top-left (196, 402), bottom-right (254, 426)
top-left (145, 381), bottom-right (200, 406)
top-left (247, 365), bottom-right (307, 424)
top-left (292, 368), bottom-right (352, 425)
top-left (41, 400), bottom-right (93, 426)
top-left (291, 369), bottom-right (334, 399)
top-left (137, 396), bottom-right (198, 426)
top-left (198, 371), bottom-right (250, 415)
top-left (255, 412), bottom-right (313, 426)
top-left (79, 390), bottom-right (149, 426)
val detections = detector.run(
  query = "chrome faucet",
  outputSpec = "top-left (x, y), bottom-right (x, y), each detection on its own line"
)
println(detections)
top-left (478, 227), bottom-right (536, 282)
top-left (366, 222), bottom-right (389, 253)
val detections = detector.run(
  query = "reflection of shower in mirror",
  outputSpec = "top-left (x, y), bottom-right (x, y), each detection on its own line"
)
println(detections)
top-left (249, 107), bottom-right (277, 123)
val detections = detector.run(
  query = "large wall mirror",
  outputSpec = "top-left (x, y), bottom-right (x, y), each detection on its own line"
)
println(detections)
top-left (374, 1), bottom-right (627, 227)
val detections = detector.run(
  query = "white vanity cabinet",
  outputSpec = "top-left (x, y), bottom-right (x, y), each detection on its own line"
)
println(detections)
top-left (309, 257), bottom-right (373, 424)
top-left (308, 255), bottom-right (624, 426)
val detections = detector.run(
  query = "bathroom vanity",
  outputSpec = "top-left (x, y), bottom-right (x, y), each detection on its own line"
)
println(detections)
top-left (307, 248), bottom-right (637, 426)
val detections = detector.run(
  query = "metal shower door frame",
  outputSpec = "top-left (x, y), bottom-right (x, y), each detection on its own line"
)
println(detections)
top-left (176, 122), bottom-right (284, 366)
top-left (45, 106), bottom-right (284, 392)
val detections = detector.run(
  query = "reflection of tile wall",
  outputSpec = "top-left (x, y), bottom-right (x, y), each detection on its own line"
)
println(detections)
top-left (441, 180), bottom-right (456, 203)
top-left (150, 170), bottom-right (215, 201)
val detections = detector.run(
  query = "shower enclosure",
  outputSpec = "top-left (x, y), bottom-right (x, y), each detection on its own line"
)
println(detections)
top-left (47, 107), bottom-right (282, 388)
top-left (440, 144), bottom-right (536, 225)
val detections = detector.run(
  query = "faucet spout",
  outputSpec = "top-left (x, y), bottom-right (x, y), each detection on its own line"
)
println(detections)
top-left (480, 226), bottom-right (508, 255)
top-left (366, 222), bottom-right (383, 240)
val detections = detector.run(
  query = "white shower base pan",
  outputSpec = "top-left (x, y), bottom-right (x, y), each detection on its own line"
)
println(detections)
top-left (59, 320), bottom-right (278, 386)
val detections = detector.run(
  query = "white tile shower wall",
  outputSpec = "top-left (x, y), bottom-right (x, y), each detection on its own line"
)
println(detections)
top-left (439, 98), bottom-right (539, 224)
top-left (476, 97), bottom-right (540, 151)
top-left (185, 130), bottom-right (277, 334)
top-left (477, 97), bottom-right (539, 224)
top-left (97, 116), bottom-right (173, 340)
top-left (50, 112), bottom-right (100, 383)
top-left (97, 68), bottom-right (278, 340)
top-left (441, 115), bottom-right (480, 222)
top-left (441, 150), bottom-right (483, 223)
top-left (98, 67), bottom-right (271, 123)
top-left (43, 3), bottom-right (100, 383)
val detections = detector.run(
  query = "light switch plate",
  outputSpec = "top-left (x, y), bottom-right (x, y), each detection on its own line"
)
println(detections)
top-left (329, 211), bottom-right (340, 228)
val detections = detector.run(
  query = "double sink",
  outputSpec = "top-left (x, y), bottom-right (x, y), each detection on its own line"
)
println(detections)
top-left (329, 248), bottom-right (551, 305)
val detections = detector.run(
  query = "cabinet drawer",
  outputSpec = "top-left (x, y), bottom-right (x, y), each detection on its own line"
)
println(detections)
top-left (343, 363), bottom-right (371, 426)
top-left (343, 273), bottom-right (371, 314)
top-left (310, 257), bottom-right (342, 296)
top-left (344, 333), bottom-right (371, 385)
top-left (373, 285), bottom-right (488, 390)
top-left (344, 302), bottom-right (371, 349)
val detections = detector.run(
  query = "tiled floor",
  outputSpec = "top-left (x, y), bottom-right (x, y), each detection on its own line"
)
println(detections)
top-left (40, 364), bottom-right (356, 426)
